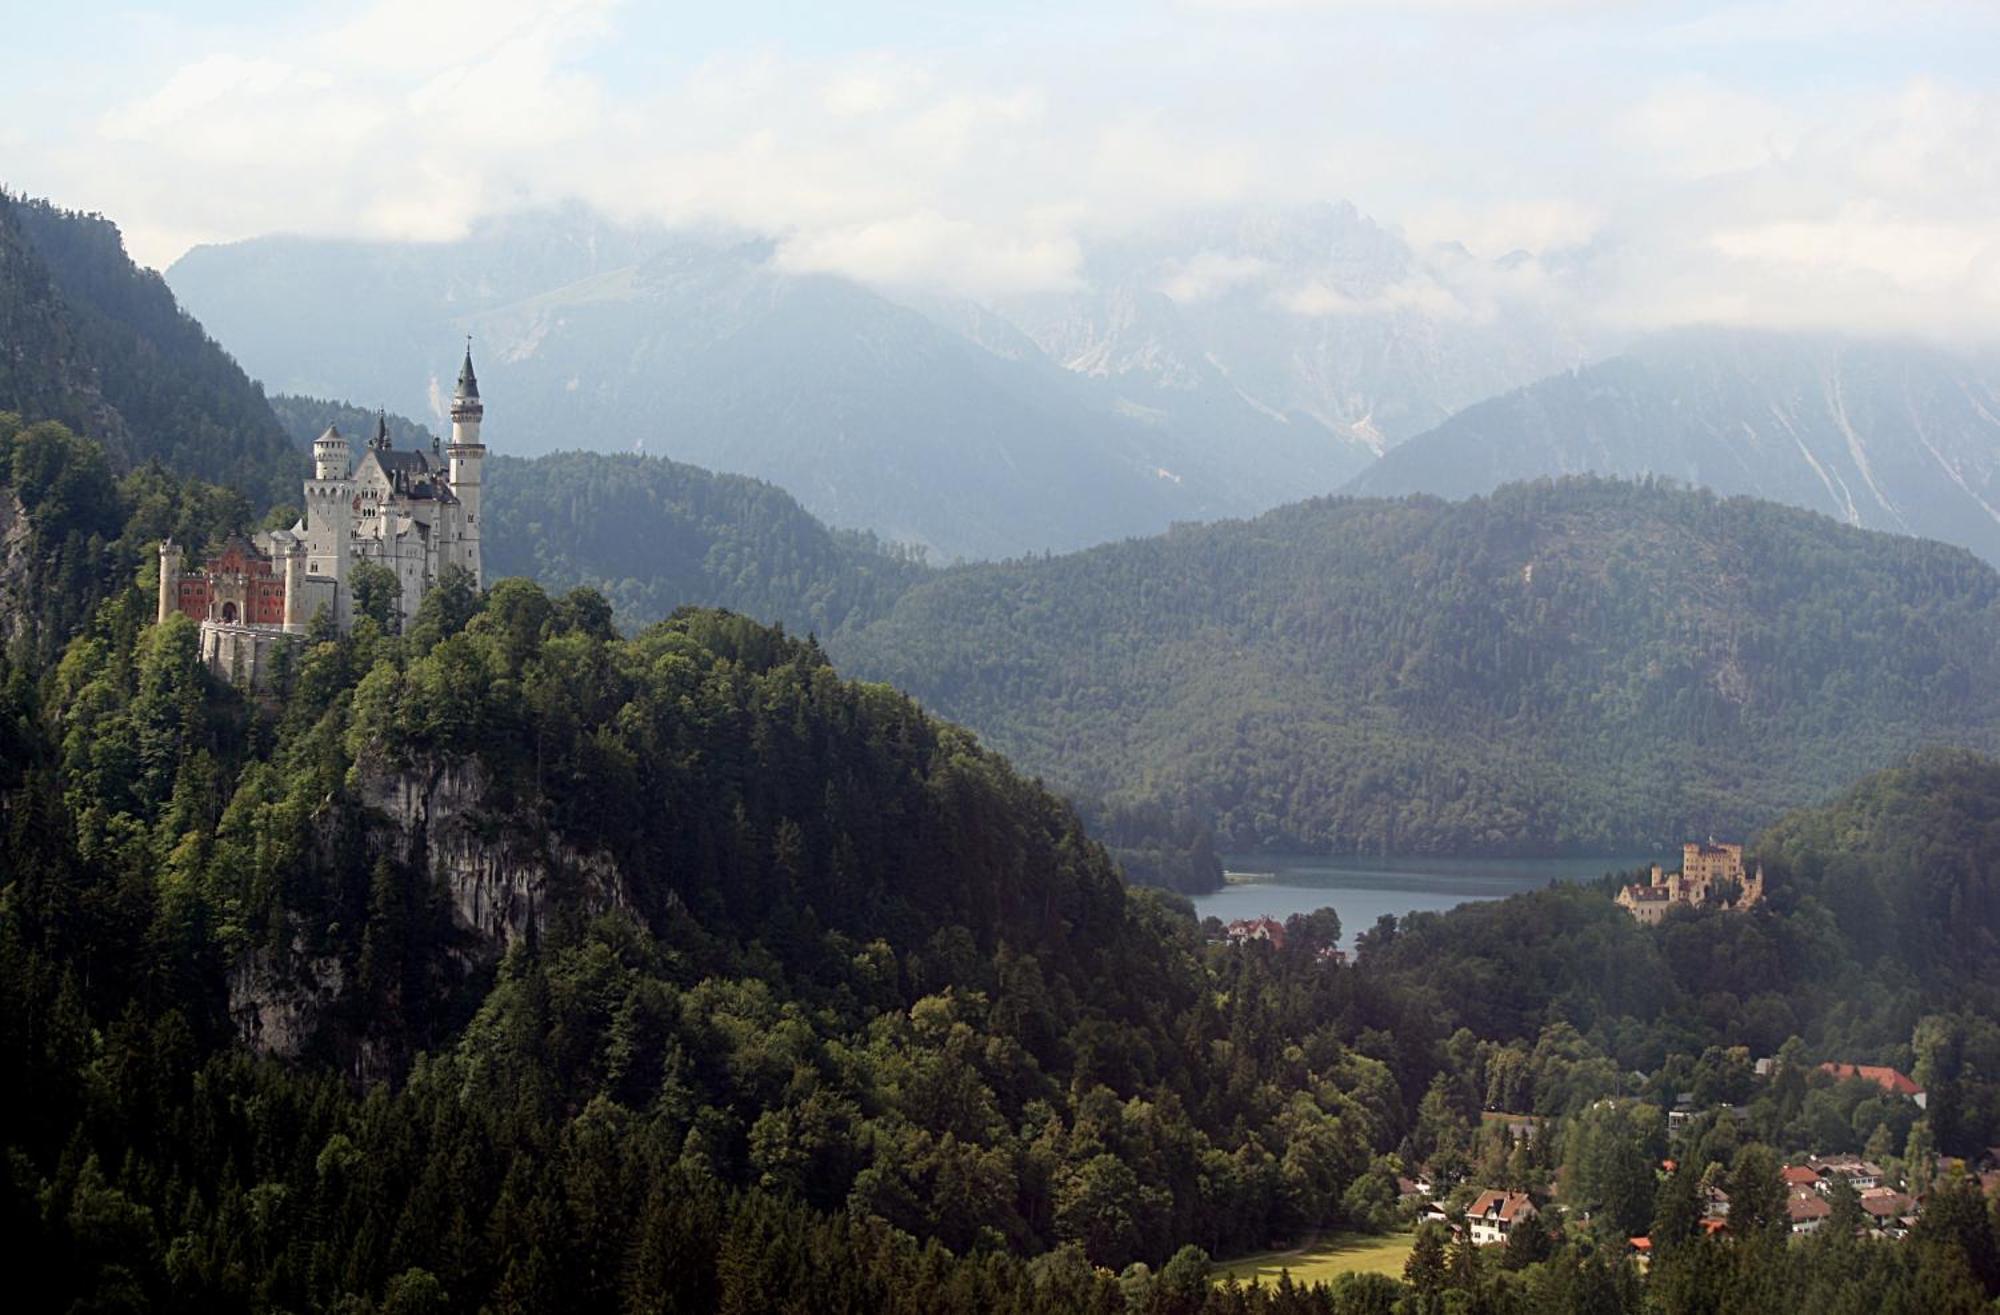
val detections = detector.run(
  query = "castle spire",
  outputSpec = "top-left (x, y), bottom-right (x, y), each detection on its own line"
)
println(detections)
top-left (370, 409), bottom-right (392, 451)
top-left (455, 338), bottom-right (480, 403)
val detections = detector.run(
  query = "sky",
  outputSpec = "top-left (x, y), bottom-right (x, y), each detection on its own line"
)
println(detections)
top-left (7, 0), bottom-right (2000, 339)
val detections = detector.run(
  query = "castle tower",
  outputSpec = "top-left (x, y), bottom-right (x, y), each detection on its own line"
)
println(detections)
top-left (446, 343), bottom-right (486, 587)
top-left (158, 539), bottom-right (184, 624)
top-left (305, 424), bottom-right (355, 627)
top-left (280, 539), bottom-right (310, 634)
top-left (314, 423), bottom-right (350, 481)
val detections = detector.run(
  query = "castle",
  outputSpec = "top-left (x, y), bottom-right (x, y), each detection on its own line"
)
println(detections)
top-left (158, 347), bottom-right (488, 683)
top-left (1616, 841), bottom-right (1765, 925)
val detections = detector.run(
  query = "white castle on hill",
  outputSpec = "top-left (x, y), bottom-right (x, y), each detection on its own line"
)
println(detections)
top-left (157, 346), bottom-right (488, 682)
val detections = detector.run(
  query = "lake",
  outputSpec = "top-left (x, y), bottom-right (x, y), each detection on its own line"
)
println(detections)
top-left (1190, 853), bottom-right (1667, 949)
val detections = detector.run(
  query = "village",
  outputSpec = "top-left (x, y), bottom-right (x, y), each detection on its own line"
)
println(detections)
top-left (1389, 1055), bottom-right (1997, 1265)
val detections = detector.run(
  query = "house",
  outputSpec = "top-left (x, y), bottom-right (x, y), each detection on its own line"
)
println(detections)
top-left (1807, 1155), bottom-right (1884, 1191)
top-left (1819, 1063), bottom-right (1927, 1110)
top-left (1225, 916), bottom-right (1287, 950)
top-left (1465, 1190), bottom-right (1539, 1246)
top-left (1859, 1188), bottom-right (1913, 1232)
top-left (1667, 1094), bottom-right (1700, 1136)
top-left (1700, 1186), bottom-right (1730, 1220)
top-left (1779, 1164), bottom-right (1821, 1193)
top-left (1787, 1193), bottom-right (1831, 1235)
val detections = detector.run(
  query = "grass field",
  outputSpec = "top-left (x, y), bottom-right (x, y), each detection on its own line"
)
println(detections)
top-left (1213, 1230), bottom-right (1414, 1288)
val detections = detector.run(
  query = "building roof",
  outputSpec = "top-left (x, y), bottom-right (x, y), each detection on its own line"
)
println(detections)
top-left (1467, 1190), bottom-right (1536, 1223)
top-left (1808, 1155), bottom-right (1885, 1178)
top-left (1820, 1063), bottom-right (1924, 1098)
top-left (1788, 1195), bottom-right (1832, 1222)
top-left (1859, 1190), bottom-right (1911, 1219)
top-left (1225, 916), bottom-right (1287, 949)
top-left (1780, 1165), bottom-right (1821, 1187)
top-left (456, 345), bottom-right (480, 401)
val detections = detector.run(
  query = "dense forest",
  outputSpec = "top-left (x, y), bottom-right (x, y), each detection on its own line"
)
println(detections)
top-left (4, 416), bottom-right (2000, 1313)
top-left (832, 479), bottom-right (2000, 860)
top-left (0, 193), bottom-right (299, 504)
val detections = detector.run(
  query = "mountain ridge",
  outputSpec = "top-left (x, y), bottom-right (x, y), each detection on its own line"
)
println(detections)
top-left (1348, 329), bottom-right (2000, 567)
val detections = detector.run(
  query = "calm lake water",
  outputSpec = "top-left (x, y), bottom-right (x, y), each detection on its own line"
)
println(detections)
top-left (1191, 853), bottom-right (1668, 949)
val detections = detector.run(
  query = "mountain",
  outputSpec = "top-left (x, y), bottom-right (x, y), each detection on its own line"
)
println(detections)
top-left (991, 203), bottom-right (1595, 454)
top-left (168, 212), bottom-right (1360, 561)
top-left (830, 478), bottom-right (2000, 858)
top-left (1348, 331), bottom-right (2000, 567)
top-left (0, 192), bottom-right (298, 504)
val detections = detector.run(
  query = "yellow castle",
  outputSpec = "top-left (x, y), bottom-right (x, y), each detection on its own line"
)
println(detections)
top-left (1616, 841), bottom-right (1765, 925)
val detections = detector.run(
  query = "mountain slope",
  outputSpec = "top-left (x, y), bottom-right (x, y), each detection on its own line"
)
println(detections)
top-left (169, 213), bottom-right (1355, 560)
top-left (831, 478), bottom-right (2000, 856)
top-left (1348, 331), bottom-right (2000, 567)
top-left (0, 193), bottom-right (298, 503)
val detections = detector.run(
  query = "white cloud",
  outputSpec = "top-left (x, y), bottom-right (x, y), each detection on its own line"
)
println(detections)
top-left (774, 211), bottom-right (1082, 299)
top-left (1275, 275), bottom-right (1476, 322)
top-left (12, 0), bottom-right (2000, 343)
top-left (1616, 79), bottom-right (1799, 181)
top-left (1159, 251), bottom-right (1274, 303)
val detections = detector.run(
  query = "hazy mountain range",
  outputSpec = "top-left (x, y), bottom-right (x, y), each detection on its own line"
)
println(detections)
top-left (164, 203), bottom-right (1587, 559)
top-left (1351, 331), bottom-right (2000, 567)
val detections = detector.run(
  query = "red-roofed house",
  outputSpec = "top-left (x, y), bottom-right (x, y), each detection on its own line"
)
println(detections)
top-left (1780, 1164), bottom-right (1821, 1191)
top-left (1225, 916), bottom-right (1287, 950)
top-left (1820, 1063), bottom-right (1927, 1109)
top-left (1466, 1190), bottom-right (1539, 1246)
top-left (1788, 1194), bottom-right (1831, 1234)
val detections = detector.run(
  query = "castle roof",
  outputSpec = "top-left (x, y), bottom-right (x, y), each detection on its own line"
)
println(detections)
top-left (357, 445), bottom-right (455, 502)
top-left (455, 345), bottom-right (480, 401)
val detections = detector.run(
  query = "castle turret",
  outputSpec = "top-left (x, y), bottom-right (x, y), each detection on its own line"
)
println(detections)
top-left (305, 424), bottom-right (355, 627)
top-left (280, 538), bottom-right (310, 634)
top-left (314, 423), bottom-right (351, 481)
top-left (158, 539), bottom-right (184, 624)
top-left (447, 343), bottom-right (486, 587)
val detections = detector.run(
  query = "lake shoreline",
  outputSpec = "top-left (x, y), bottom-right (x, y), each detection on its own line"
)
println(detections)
top-left (1193, 851), bottom-right (1668, 949)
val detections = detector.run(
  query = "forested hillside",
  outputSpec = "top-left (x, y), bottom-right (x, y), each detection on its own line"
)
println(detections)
top-left (833, 478), bottom-right (2000, 857)
top-left (5, 422), bottom-right (2000, 1313)
top-left (271, 395), bottom-right (928, 636)
top-left (0, 193), bottom-right (298, 504)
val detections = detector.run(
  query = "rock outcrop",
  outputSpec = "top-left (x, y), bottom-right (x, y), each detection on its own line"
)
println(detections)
top-left (228, 754), bottom-right (632, 1072)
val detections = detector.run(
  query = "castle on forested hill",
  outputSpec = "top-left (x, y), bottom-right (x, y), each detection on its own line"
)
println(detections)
top-left (1616, 840), bottom-right (1765, 925)
top-left (158, 346), bottom-right (487, 682)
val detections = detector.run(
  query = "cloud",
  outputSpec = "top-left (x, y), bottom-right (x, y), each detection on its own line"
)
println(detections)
top-left (1616, 79), bottom-right (1799, 181)
top-left (1275, 274), bottom-right (1479, 322)
top-left (774, 212), bottom-right (1083, 298)
top-left (1159, 252), bottom-right (1274, 303)
top-left (12, 0), bottom-right (2000, 343)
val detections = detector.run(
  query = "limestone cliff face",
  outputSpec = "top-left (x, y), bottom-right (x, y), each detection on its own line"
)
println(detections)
top-left (0, 490), bottom-right (31, 649)
top-left (355, 756), bottom-right (631, 951)
top-left (228, 754), bottom-right (633, 1072)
